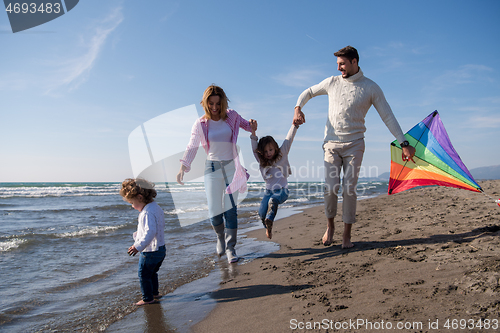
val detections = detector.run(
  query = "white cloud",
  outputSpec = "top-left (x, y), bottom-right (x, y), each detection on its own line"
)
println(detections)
top-left (45, 6), bottom-right (124, 93)
top-left (418, 64), bottom-right (496, 108)
top-left (0, 73), bottom-right (29, 91)
top-left (293, 136), bottom-right (324, 142)
top-left (366, 42), bottom-right (429, 60)
top-left (305, 34), bottom-right (320, 43)
top-left (272, 68), bottom-right (326, 88)
top-left (468, 115), bottom-right (500, 128)
top-left (160, 2), bottom-right (180, 22)
top-left (0, 6), bottom-right (124, 95)
top-left (426, 64), bottom-right (493, 93)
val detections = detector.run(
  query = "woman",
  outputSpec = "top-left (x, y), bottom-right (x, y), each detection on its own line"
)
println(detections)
top-left (177, 85), bottom-right (257, 263)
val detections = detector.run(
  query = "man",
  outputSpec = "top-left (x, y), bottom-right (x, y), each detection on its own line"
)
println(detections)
top-left (293, 46), bottom-right (415, 249)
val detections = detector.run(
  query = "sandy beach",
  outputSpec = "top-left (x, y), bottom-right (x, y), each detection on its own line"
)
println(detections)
top-left (192, 180), bottom-right (500, 333)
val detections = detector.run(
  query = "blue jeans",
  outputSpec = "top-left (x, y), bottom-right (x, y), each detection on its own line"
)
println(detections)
top-left (204, 160), bottom-right (238, 229)
top-left (138, 245), bottom-right (166, 302)
top-left (258, 187), bottom-right (289, 223)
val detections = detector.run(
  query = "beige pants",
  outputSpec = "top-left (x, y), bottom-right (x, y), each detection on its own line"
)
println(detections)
top-left (323, 138), bottom-right (365, 224)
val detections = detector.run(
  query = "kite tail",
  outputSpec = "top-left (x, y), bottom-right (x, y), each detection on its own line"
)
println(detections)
top-left (481, 191), bottom-right (500, 207)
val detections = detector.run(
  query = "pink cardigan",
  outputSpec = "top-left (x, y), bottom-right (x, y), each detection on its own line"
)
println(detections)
top-left (180, 109), bottom-right (252, 194)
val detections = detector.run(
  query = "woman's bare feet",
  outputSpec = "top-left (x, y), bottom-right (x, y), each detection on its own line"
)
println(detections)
top-left (265, 219), bottom-right (273, 239)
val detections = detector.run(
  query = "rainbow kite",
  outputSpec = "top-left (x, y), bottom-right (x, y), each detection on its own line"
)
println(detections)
top-left (389, 111), bottom-right (482, 195)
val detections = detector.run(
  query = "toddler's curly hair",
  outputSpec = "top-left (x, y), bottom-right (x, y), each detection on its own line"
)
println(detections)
top-left (120, 178), bottom-right (157, 204)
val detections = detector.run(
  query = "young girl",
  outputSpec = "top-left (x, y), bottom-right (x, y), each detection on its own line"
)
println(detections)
top-left (120, 178), bottom-right (166, 306)
top-left (251, 123), bottom-right (299, 239)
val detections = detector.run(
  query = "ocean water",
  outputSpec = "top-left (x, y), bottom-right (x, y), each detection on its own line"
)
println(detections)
top-left (0, 181), bottom-right (387, 332)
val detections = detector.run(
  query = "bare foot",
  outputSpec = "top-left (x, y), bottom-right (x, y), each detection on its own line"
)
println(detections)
top-left (322, 228), bottom-right (333, 246)
top-left (265, 219), bottom-right (273, 239)
top-left (322, 220), bottom-right (335, 246)
top-left (266, 229), bottom-right (272, 239)
top-left (341, 238), bottom-right (354, 249)
top-left (136, 299), bottom-right (157, 306)
top-left (322, 218), bottom-right (335, 246)
top-left (342, 223), bottom-right (354, 249)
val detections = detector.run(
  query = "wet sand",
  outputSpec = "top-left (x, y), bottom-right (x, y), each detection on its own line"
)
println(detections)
top-left (105, 231), bottom-right (280, 332)
top-left (192, 180), bottom-right (500, 332)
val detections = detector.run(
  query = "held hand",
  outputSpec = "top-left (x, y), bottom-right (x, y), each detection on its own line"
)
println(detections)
top-left (402, 146), bottom-right (416, 163)
top-left (128, 245), bottom-right (138, 256)
top-left (293, 106), bottom-right (305, 125)
top-left (249, 119), bottom-right (258, 133)
top-left (249, 120), bottom-right (257, 136)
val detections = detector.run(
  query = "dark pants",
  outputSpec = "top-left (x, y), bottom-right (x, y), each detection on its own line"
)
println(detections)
top-left (138, 245), bottom-right (166, 302)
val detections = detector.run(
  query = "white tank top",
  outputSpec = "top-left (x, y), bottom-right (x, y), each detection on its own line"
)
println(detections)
top-left (207, 119), bottom-right (233, 161)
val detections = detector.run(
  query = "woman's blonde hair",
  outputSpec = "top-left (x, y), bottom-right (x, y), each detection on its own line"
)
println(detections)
top-left (200, 85), bottom-right (229, 120)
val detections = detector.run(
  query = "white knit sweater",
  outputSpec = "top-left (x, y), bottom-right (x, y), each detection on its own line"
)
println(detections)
top-left (296, 69), bottom-right (406, 144)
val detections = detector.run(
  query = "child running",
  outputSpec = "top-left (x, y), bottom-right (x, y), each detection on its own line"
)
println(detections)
top-left (120, 178), bottom-right (166, 306)
top-left (251, 123), bottom-right (299, 239)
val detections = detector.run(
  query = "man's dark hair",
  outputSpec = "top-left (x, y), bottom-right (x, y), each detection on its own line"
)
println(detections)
top-left (334, 46), bottom-right (359, 64)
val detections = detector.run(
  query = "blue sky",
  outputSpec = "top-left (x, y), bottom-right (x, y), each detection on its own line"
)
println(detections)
top-left (1, 0), bottom-right (499, 182)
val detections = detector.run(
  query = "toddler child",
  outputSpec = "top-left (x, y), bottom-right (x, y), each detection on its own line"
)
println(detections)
top-left (251, 123), bottom-right (298, 239)
top-left (120, 178), bottom-right (166, 306)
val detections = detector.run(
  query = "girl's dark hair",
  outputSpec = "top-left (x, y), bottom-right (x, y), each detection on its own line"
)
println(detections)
top-left (120, 178), bottom-right (157, 204)
top-left (255, 136), bottom-right (281, 167)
